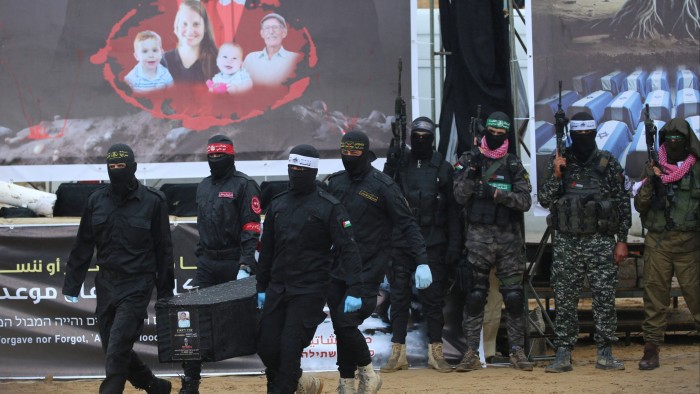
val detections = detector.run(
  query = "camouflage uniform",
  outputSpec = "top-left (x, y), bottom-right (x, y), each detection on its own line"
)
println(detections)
top-left (454, 150), bottom-right (532, 351)
top-left (633, 118), bottom-right (700, 346)
top-left (539, 149), bottom-right (631, 349)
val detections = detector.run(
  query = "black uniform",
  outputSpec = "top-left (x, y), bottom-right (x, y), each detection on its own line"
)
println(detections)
top-left (326, 166), bottom-right (427, 377)
top-left (63, 182), bottom-right (174, 394)
top-left (183, 168), bottom-right (261, 379)
top-left (257, 188), bottom-right (362, 393)
top-left (384, 149), bottom-right (462, 344)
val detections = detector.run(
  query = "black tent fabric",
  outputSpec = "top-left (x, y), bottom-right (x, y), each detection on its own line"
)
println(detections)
top-left (437, 0), bottom-right (514, 162)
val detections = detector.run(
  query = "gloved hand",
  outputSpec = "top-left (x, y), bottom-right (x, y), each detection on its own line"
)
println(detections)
top-left (386, 145), bottom-right (402, 166)
top-left (414, 264), bottom-right (433, 289)
top-left (237, 268), bottom-right (250, 280)
top-left (343, 295), bottom-right (362, 313)
top-left (257, 292), bottom-right (266, 309)
top-left (445, 250), bottom-right (461, 267)
top-left (475, 182), bottom-right (496, 200)
top-left (64, 295), bottom-right (79, 303)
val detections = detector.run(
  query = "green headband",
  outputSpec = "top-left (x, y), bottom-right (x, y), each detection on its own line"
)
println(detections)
top-left (486, 118), bottom-right (510, 130)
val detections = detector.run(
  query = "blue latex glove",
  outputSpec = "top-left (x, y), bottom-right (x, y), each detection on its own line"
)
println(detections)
top-left (414, 264), bottom-right (433, 289)
top-left (257, 292), bottom-right (266, 309)
top-left (64, 295), bottom-right (79, 303)
top-left (343, 296), bottom-right (362, 313)
top-left (237, 269), bottom-right (250, 280)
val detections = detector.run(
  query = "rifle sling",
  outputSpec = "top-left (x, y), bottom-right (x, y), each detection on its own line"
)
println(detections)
top-left (481, 156), bottom-right (507, 182)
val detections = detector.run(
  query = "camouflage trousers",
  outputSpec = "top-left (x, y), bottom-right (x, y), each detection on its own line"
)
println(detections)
top-left (551, 232), bottom-right (618, 349)
top-left (463, 237), bottom-right (526, 350)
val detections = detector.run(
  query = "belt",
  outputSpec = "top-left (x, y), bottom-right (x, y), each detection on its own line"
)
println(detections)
top-left (203, 247), bottom-right (239, 260)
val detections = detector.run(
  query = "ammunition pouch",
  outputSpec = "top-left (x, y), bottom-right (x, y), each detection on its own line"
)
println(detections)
top-left (549, 196), bottom-right (619, 235)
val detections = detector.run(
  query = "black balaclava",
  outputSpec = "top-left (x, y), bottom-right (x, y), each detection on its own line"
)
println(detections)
top-left (288, 144), bottom-right (319, 195)
top-left (106, 143), bottom-right (138, 200)
top-left (341, 130), bottom-right (373, 176)
top-left (663, 131), bottom-right (688, 163)
top-left (410, 116), bottom-right (435, 160)
top-left (484, 111), bottom-right (510, 150)
top-left (207, 135), bottom-right (235, 180)
top-left (569, 111), bottom-right (598, 162)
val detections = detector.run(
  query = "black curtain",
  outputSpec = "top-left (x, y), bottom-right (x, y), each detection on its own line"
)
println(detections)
top-left (437, 0), bottom-right (514, 162)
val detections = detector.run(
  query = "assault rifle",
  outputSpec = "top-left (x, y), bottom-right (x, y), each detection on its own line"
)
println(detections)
top-left (644, 104), bottom-right (658, 166)
top-left (463, 105), bottom-right (484, 179)
top-left (554, 80), bottom-right (569, 159)
top-left (469, 105), bottom-right (484, 146)
top-left (389, 58), bottom-right (407, 179)
top-left (644, 104), bottom-right (675, 216)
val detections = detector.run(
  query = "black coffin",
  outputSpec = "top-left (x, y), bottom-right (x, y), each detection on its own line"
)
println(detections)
top-left (155, 276), bottom-right (258, 363)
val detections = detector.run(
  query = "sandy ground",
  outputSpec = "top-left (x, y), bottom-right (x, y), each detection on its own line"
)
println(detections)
top-left (1, 339), bottom-right (698, 394)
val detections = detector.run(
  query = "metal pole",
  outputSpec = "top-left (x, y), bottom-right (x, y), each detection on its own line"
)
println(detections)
top-left (507, 0), bottom-right (520, 159)
top-left (429, 0), bottom-right (436, 122)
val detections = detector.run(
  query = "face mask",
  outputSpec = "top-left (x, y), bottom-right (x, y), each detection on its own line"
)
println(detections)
top-left (342, 154), bottom-right (369, 176)
top-left (288, 167), bottom-right (317, 195)
top-left (484, 131), bottom-right (507, 150)
top-left (570, 132), bottom-right (597, 161)
top-left (411, 133), bottom-right (434, 160)
top-left (208, 155), bottom-right (235, 179)
top-left (108, 162), bottom-right (137, 199)
top-left (664, 134), bottom-right (687, 163)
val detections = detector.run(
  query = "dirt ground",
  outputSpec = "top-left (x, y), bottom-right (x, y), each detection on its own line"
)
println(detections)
top-left (1, 338), bottom-right (698, 394)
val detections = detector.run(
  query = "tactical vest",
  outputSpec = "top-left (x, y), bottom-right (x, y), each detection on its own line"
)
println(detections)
top-left (467, 154), bottom-right (519, 226)
top-left (398, 152), bottom-right (447, 228)
top-left (548, 151), bottom-right (620, 235)
top-left (641, 163), bottom-right (700, 232)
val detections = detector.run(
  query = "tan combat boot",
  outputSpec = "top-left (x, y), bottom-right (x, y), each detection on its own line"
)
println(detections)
top-left (509, 346), bottom-right (534, 371)
top-left (295, 374), bottom-right (323, 394)
top-left (356, 364), bottom-right (382, 394)
top-left (455, 349), bottom-right (482, 372)
top-left (380, 342), bottom-right (408, 372)
top-left (428, 342), bottom-right (453, 372)
top-left (337, 377), bottom-right (357, 394)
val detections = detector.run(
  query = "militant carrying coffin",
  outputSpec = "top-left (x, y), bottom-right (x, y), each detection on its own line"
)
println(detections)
top-left (155, 276), bottom-right (258, 363)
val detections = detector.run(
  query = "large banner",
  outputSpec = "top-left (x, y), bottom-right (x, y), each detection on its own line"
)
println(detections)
top-left (0, 222), bottom-right (471, 378)
top-left (0, 0), bottom-right (411, 179)
top-left (531, 0), bottom-right (700, 215)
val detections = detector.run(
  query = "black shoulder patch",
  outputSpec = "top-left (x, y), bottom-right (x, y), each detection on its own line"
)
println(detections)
top-left (372, 170), bottom-right (394, 186)
top-left (234, 170), bottom-right (254, 181)
top-left (327, 170), bottom-right (346, 180)
top-left (145, 186), bottom-right (167, 201)
top-left (270, 190), bottom-right (288, 202)
top-left (318, 189), bottom-right (341, 204)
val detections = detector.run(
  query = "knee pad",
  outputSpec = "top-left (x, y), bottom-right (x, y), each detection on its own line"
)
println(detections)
top-left (502, 288), bottom-right (525, 317)
top-left (466, 289), bottom-right (488, 316)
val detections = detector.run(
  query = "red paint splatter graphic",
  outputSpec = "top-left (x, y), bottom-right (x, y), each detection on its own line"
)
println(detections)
top-left (91, 0), bottom-right (314, 130)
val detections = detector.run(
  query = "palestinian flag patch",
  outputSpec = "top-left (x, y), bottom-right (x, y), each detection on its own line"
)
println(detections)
top-left (342, 220), bottom-right (352, 228)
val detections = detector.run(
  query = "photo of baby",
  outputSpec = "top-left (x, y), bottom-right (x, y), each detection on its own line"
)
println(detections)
top-left (124, 30), bottom-right (174, 93)
top-left (206, 42), bottom-right (253, 94)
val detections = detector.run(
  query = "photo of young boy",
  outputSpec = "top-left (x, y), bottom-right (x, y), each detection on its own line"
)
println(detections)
top-left (124, 30), bottom-right (174, 93)
top-left (206, 42), bottom-right (253, 94)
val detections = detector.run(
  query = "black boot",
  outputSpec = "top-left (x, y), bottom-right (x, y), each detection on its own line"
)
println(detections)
top-left (145, 376), bottom-right (172, 394)
top-left (178, 376), bottom-right (200, 394)
top-left (639, 342), bottom-right (660, 370)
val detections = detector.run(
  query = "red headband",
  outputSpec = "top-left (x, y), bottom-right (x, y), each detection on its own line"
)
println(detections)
top-left (207, 143), bottom-right (235, 155)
